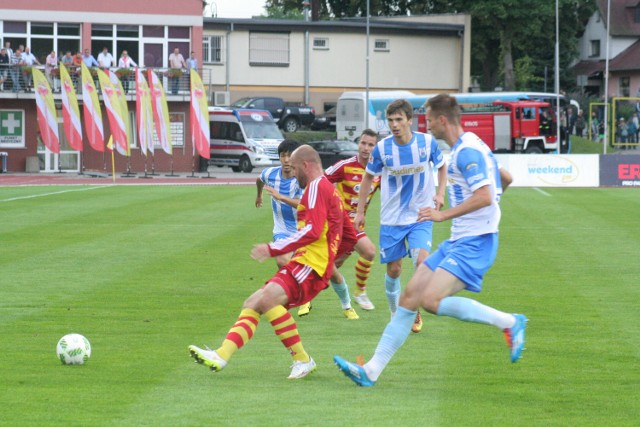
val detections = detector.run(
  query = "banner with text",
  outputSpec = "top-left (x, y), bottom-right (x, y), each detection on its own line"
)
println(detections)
top-left (494, 154), bottom-right (600, 187)
top-left (599, 154), bottom-right (640, 187)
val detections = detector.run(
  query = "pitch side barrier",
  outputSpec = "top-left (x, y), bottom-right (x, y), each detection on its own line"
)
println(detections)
top-left (433, 154), bottom-right (640, 187)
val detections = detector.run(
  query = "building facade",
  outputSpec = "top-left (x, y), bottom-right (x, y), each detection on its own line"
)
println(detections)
top-left (0, 0), bottom-right (203, 174)
top-left (202, 14), bottom-right (471, 114)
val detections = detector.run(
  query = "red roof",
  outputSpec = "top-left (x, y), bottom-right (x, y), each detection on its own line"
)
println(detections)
top-left (597, 0), bottom-right (640, 36)
top-left (609, 39), bottom-right (640, 70)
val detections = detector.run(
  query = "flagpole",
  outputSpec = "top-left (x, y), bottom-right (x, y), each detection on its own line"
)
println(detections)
top-left (111, 149), bottom-right (116, 184)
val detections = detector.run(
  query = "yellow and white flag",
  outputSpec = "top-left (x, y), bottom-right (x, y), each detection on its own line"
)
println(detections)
top-left (147, 69), bottom-right (172, 155)
top-left (59, 63), bottom-right (83, 151)
top-left (32, 68), bottom-right (60, 153)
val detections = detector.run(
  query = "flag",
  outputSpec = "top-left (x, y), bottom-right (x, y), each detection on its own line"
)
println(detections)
top-left (135, 68), bottom-right (154, 156)
top-left (108, 70), bottom-right (131, 156)
top-left (80, 62), bottom-right (104, 152)
top-left (190, 68), bottom-right (210, 159)
top-left (96, 68), bottom-right (129, 156)
top-left (59, 63), bottom-right (83, 151)
top-left (32, 68), bottom-right (60, 154)
top-left (147, 69), bottom-right (172, 155)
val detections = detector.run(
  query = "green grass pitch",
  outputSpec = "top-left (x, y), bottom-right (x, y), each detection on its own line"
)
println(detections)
top-left (0, 184), bottom-right (638, 426)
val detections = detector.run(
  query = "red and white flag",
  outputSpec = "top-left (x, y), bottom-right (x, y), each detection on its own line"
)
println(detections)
top-left (189, 69), bottom-right (210, 159)
top-left (135, 68), bottom-right (154, 156)
top-left (59, 63), bottom-right (83, 151)
top-left (80, 62), bottom-right (104, 152)
top-left (96, 68), bottom-right (129, 156)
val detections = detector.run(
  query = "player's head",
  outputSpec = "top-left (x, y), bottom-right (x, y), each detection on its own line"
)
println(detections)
top-left (358, 129), bottom-right (377, 163)
top-left (386, 99), bottom-right (413, 121)
top-left (278, 139), bottom-right (300, 173)
top-left (425, 93), bottom-right (461, 139)
top-left (290, 145), bottom-right (322, 188)
top-left (386, 99), bottom-right (413, 139)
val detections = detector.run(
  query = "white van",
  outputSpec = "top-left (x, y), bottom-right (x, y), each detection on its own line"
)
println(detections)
top-left (209, 108), bottom-right (284, 173)
top-left (336, 90), bottom-right (415, 141)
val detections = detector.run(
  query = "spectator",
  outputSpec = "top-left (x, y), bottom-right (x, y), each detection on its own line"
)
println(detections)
top-left (168, 47), bottom-right (186, 95)
top-left (21, 46), bottom-right (40, 92)
top-left (627, 114), bottom-right (638, 145)
top-left (82, 48), bottom-right (99, 68)
top-left (590, 111), bottom-right (600, 142)
top-left (45, 50), bottom-right (59, 92)
top-left (617, 118), bottom-right (628, 150)
top-left (117, 50), bottom-right (137, 92)
top-left (575, 110), bottom-right (585, 138)
top-left (187, 51), bottom-right (198, 70)
top-left (10, 48), bottom-right (24, 92)
top-left (0, 48), bottom-right (9, 91)
top-left (631, 112), bottom-right (639, 146)
top-left (97, 46), bottom-right (114, 69)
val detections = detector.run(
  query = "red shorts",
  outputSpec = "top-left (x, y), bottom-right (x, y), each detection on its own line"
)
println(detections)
top-left (337, 219), bottom-right (358, 259)
top-left (268, 262), bottom-right (329, 309)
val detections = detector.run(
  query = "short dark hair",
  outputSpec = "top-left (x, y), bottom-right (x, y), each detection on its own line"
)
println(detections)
top-left (425, 93), bottom-right (461, 125)
top-left (360, 128), bottom-right (377, 139)
top-left (278, 139), bottom-right (300, 155)
top-left (386, 99), bottom-right (413, 120)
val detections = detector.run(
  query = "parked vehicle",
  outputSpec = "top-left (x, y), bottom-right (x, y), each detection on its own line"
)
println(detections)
top-left (208, 108), bottom-right (284, 173)
top-left (305, 140), bottom-right (359, 169)
top-left (229, 97), bottom-right (315, 132)
top-left (310, 106), bottom-right (337, 131)
top-left (415, 100), bottom-right (562, 153)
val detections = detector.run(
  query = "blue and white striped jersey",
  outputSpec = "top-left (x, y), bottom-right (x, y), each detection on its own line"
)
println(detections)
top-left (447, 132), bottom-right (503, 240)
top-left (260, 166), bottom-right (303, 238)
top-left (366, 132), bottom-right (445, 226)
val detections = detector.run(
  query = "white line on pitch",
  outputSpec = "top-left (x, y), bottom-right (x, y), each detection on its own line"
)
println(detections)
top-left (532, 187), bottom-right (551, 197)
top-left (0, 185), bottom-right (111, 202)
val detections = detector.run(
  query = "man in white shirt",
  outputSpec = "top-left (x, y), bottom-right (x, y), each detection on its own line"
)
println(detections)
top-left (21, 47), bottom-right (40, 91)
top-left (168, 47), bottom-right (186, 94)
top-left (97, 47), bottom-right (114, 69)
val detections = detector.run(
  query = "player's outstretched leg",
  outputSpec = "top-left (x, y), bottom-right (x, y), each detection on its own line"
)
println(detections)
top-left (188, 345), bottom-right (228, 372)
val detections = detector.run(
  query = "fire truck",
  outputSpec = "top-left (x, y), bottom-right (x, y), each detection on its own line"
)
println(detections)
top-left (416, 100), bottom-right (564, 154)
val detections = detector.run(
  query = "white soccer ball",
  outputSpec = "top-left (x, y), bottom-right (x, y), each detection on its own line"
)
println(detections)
top-left (56, 333), bottom-right (91, 365)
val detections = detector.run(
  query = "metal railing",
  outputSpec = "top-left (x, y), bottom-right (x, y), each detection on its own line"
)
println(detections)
top-left (0, 64), bottom-right (213, 96)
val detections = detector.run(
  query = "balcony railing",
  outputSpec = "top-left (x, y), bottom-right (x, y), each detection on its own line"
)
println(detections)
top-left (0, 64), bottom-right (213, 97)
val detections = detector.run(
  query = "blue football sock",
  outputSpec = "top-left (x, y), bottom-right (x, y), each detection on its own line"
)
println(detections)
top-left (385, 274), bottom-right (401, 314)
top-left (365, 306), bottom-right (415, 381)
top-left (331, 279), bottom-right (351, 309)
top-left (437, 296), bottom-right (514, 329)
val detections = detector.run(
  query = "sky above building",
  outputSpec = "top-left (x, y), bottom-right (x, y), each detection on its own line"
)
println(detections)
top-left (209, 0), bottom-right (266, 18)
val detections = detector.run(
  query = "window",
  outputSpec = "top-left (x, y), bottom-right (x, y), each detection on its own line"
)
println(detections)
top-left (636, 6), bottom-right (640, 23)
top-left (590, 40), bottom-right (600, 57)
top-left (374, 39), bottom-right (390, 52)
top-left (203, 35), bottom-right (224, 64)
top-left (249, 32), bottom-right (289, 66)
top-left (620, 76), bottom-right (630, 97)
top-left (313, 37), bottom-right (329, 50)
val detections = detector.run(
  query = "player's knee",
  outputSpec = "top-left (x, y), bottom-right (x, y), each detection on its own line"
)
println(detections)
top-left (360, 245), bottom-right (376, 261)
top-left (387, 261), bottom-right (402, 278)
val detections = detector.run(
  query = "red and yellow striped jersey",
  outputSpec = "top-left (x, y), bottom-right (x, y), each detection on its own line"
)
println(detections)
top-left (325, 156), bottom-right (381, 222)
top-left (267, 176), bottom-right (343, 280)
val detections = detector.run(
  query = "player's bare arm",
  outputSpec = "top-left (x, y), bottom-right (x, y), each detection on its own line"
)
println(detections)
top-left (263, 185), bottom-right (300, 208)
top-left (418, 184), bottom-right (492, 223)
top-left (433, 163), bottom-right (447, 210)
top-left (354, 172), bottom-right (374, 230)
top-left (500, 167), bottom-right (513, 192)
top-left (255, 178), bottom-right (265, 208)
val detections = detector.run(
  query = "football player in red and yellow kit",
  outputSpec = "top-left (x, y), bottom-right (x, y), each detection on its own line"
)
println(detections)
top-left (189, 145), bottom-right (355, 380)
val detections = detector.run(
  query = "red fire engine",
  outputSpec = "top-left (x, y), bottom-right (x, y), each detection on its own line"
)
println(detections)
top-left (416, 100), bottom-right (559, 153)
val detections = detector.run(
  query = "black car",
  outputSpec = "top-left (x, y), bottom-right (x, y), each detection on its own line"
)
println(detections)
top-left (306, 140), bottom-right (359, 169)
top-left (310, 106), bottom-right (337, 131)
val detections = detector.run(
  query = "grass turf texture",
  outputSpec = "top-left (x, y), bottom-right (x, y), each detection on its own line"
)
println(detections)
top-left (0, 185), bottom-right (638, 426)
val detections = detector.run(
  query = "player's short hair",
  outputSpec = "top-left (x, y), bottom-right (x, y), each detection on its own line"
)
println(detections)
top-left (360, 128), bottom-right (378, 140)
top-left (425, 93), bottom-right (461, 125)
top-left (386, 99), bottom-right (413, 120)
top-left (278, 139), bottom-right (300, 156)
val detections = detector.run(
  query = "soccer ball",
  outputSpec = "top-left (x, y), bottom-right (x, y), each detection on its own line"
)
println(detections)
top-left (56, 333), bottom-right (91, 365)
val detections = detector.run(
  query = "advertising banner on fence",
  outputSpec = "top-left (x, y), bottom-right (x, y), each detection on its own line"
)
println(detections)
top-left (495, 154), bottom-right (599, 187)
top-left (599, 154), bottom-right (640, 187)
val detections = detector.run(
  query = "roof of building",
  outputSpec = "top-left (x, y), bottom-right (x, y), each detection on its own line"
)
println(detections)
top-left (204, 16), bottom-right (464, 36)
top-left (610, 39), bottom-right (640, 70)
top-left (597, 0), bottom-right (640, 36)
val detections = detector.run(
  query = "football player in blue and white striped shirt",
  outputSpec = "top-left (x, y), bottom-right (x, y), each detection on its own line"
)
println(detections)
top-left (335, 93), bottom-right (527, 387)
top-left (353, 99), bottom-right (447, 333)
top-left (255, 139), bottom-right (303, 268)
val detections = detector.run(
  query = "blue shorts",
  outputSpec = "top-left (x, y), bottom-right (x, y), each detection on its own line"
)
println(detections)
top-left (379, 222), bottom-right (433, 264)
top-left (424, 233), bottom-right (498, 292)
